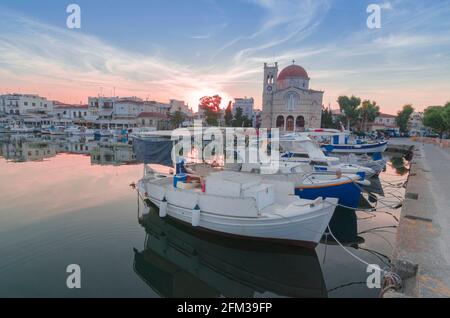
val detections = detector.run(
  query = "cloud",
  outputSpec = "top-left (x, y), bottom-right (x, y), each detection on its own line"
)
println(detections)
top-left (1, 0), bottom-right (450, 114)
top-left (188, 34), bottom-right (211, 39)
top-left (211, 0), bottom-right (330, 62)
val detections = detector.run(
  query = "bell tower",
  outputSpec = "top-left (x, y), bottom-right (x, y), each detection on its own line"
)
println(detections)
top-left (262, 62), bottom-right (278, 128)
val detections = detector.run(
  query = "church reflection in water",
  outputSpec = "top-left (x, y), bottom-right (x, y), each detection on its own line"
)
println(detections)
top-left (133, 204), bottom-right (328, 298)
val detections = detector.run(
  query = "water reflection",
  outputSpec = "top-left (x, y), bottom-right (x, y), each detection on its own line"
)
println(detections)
top-left (389, 157), bottom-right (409, 176)
top-left (0, 134), bottom-right (138, 166)
top-left (134, 204), bottom-right (327, 298)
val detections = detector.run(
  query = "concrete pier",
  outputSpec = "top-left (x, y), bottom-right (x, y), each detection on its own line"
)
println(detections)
top-left (387, 139), bottom-right (450, 297)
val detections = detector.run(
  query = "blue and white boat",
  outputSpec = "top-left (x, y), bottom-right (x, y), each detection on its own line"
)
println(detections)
top-left (309, 130), bottom-right (388, 154)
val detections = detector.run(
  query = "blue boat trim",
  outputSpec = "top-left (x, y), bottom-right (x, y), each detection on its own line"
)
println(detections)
top-left (295, 180), bottom-right (361, 209)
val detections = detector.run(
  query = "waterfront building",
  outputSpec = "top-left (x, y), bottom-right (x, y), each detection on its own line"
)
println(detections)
top-left (261, 62), bottom-right (323, 131)
top-left (0, 94), bottom-right (54, 115)
top-left (169, 99), bottom-right (194, 117)
top-left (232, 97), bottom-right (254, 120)
top-left (87, 96), bottom-right (117, 120)
top-left (368, 113), bottom-right (400, 134)
top-left (137, 112), bottom-right (170, 130)
top-left (408, 112), bottom-right (425, 136)
top-left (53, 102), bottom-right (89, 120)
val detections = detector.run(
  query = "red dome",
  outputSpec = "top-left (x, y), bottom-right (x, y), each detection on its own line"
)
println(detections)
top-left (278, 65), bottom-right (309, 80)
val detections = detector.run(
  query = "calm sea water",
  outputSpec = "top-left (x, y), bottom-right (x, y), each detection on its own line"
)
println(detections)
top-left (0, 134), bottom-right (408, 298)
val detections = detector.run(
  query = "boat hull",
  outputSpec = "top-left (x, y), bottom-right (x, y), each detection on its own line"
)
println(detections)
top-left (139, 182), bottom-right (337, 248)
top-left (322, 141), bottom-right (388, 154)
top-left (295, 179), bottom-right (361, 209)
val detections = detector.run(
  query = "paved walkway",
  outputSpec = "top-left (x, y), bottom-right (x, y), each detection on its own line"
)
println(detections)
top-left (391, 139), bottom-right (450, 297)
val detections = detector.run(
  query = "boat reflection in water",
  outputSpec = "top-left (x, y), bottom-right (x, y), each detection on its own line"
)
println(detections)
top-left (133, 204), bottom-right (328, 298)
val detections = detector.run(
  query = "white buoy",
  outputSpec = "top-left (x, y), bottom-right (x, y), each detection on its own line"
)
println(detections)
top-left (192, 205), bottom-right (201, 227)
top-left (159, 198), bottom-right (168, 218)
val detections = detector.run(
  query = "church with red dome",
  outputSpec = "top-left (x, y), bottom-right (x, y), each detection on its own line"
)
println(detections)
top-left (261, 61), bottom-right (323, 131)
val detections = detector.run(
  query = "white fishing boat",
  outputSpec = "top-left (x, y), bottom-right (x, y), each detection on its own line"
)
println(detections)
top-left (335, 153), bottom-right (387, 176)
top-left (137, 166), bottom-right (338, 248)
top-left (49, 125), bottom-right (66, 135)
top-left (0, 124), bottom-right (8, 133)
top-left (187, 161), bottom-right (369, 209)
top-left (65, 126), bottom-right (95, 136)
top-left (129, 127), bottom-right (159, 140)
top-left (279, 134), bottom-right (376, 179)
top-left (8, 124), bottom-right (37, 134)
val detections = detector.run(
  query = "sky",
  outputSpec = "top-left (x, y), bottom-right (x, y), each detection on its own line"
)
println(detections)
top-left (0, 0), bottom-right (450, 114)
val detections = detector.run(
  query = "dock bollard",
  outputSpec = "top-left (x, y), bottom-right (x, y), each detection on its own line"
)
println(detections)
top-left (192, 205), bottom-right (201, 227)
top-left (159, 198), bottom-right (168, 218)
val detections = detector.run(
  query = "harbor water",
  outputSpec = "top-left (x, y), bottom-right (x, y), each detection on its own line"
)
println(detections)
top-left (0, 134), bottom-right (409, 298)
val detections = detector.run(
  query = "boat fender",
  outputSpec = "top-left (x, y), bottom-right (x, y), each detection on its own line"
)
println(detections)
top-left (159, 198), bottom-right (168, 218)
top-left (192, 205), bottom-right (201, 227)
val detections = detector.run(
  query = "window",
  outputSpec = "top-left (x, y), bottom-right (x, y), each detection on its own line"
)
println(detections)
top-left (24, 102), bottom-right (28, 106)
top-left (286, 116), bottom-right (295, 131)
top-left (311, 161), bottom-right (328, 166)
top-left (296, 116), bottom-right (305, 130)
top-left (292, 153), bottom-right (309, 158)
top-left (32, 103), bottom-right (36, 106)
top-left (276, 116), bottom-right (284, 129)
top-left (285, 92), bottom-right (299, 111)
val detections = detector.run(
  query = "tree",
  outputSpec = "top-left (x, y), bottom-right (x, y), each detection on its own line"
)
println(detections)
top-left (442, 102), bottom-right (450, 133)
top-left (224, 101), bottom-right (233, 127)
top-left (337, 95), bottom-right (361, 130)
top-left (360, 100), bottom-right (380, 132)
top-left (169, 110), bottom-right (185, 128)
top-left (204, 108), bottom-right (220, 126)
top-left (423, 106), bottom-right (448, 138)
top-left (321, 108), bottom-right (335, 129)
top-left (395, 104), bottom-right (415, 134)
top-left (199, 95), bottom-right (222, 112)
top-left (199, 95), bottom-right (222, 126)
top-left (232, 107), bottom-right (252, 127)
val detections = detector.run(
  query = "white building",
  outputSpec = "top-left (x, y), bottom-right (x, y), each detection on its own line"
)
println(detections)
top-left (368, 113), bottom-right (400, 134)
top-left (408, 112), bottom-right (425, 136)
top-left (233, 97), bottom-right (254, 120)
top-left (0, 94), bottom-right (54, 115)
top-left (53, 102), bottom-right (89, 120)
top-left (169, 99), bottom-right (193, 117)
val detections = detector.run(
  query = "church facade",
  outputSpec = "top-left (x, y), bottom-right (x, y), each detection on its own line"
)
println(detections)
top-left (261, 62), bottom-right (323, 131)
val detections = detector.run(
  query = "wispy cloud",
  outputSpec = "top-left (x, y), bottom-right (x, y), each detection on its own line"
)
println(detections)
top-left (188, 34), bottom-right (211, 39)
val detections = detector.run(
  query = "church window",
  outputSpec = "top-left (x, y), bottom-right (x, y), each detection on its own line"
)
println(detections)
top-left (285, 92), bottom-right (299, 111)
top-left (296, 116), bottom-right (305, 130)
top-left (276, 116), bottom-right (285, 129)
top-left (286, 116), bottom-right (295, 131)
